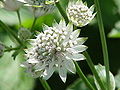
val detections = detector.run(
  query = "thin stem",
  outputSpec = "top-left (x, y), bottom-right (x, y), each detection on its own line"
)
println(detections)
top-left (30, 17), bottom-right (37, 32)
top-left (55, 0), bottom-right (69, 24)
top-left (39, 78), bottom-right (51, 90)
top-left (83, 51), bottom-right (106, 90)
top-left (16, 10), bottom-right (22, 27)
top-left (4, 47), bottom-right (20, 52)
top-left (94, 0), bottom-right (110, 89)
top-left (0, 20), bottom-right (23, 46)
top-left (74, 61), bottom-right (95, 90)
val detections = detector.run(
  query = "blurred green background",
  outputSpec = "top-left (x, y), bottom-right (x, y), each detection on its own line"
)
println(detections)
top-left (0, 0), bottom-right (120, 90)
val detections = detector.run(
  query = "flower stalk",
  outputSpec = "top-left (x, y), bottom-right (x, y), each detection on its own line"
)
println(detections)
top-left (55, 0), bottom-right (69, 23)
top-left (83, 51), bottom-right (106, 90)
top-left (31, 17), bottom-right (37, 32)
top-left (39, 78), bottom-right (51, 90)
top-left (16, 10), bottom-right (22, 27)
top-left (74, 61), bottom-right (95, 90)
top-left (94, 0), bottom-right (110, 89)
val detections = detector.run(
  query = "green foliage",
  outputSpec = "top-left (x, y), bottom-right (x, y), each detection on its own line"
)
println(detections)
top-left (0, 36), bottom-right (34, 90)
top-left (108, 21), bottom-right (120, 38)
top-left (66, 75), bottom-right (96, 90)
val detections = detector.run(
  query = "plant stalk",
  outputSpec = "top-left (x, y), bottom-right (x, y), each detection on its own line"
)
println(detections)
top-left (31, 17), bottom-right (37, 32)
top-left (94, 0), bottom-right (110, 89)
top-left (74, 61), bottom-right (95, 90)
top-left (55, 0), bottom-right (69, 24)
top-left (39, 78), bottom-right (51, 90)
top-left (83, 51), bottom-right (106, 90)
top-left (16, 10), bottom-right (22, 27)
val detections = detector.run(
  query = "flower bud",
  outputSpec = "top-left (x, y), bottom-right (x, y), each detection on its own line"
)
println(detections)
top-left (94, 64), bottom-right (115, 90)
top-left (67, 0), bottom-right (96, 27)
top-left (18, 27), bottom-right (32, 41)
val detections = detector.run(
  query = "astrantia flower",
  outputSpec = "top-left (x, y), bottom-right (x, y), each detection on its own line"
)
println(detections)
top-left (18, 0), bottom-right (55, 17)
top-left (0, 0), bottom-right (23, 11)
top-left (67, 0), bottom-right (96, 27)
top-left (21, 19), bottom-right (87, 82)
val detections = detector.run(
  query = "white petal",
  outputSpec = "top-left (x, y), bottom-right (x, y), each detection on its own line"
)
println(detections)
top-left (34, 64), bottom-right (46, 72)
top-left (67, 22), bottom-right (73, 33)
top-left (20, 61), bottom-right (30, 68)
top-left (70, 29), bottom-right (80, 40)
top-left (89, 5), bottom-right (95, 13)
top-left (59, 65), bottom-right (67, 83)
top-left (52, 19), bottom-right (59, 27)
top-left (72, 54), bottom-right (86, 61)
top-left (72, 45), bottom-right (88, 53)
top-left (59, 19), bottom-right (66, 27)
top-left (43, 61), bottom-right (55, 80)
top-left (75, 37), bottom-right (88, 45)
top-left (65, 59), bottom-right (76, 73)
top-left (42, 24), bottom-right (50, 30)
top-left (27, 59), bottom-right (39, 64)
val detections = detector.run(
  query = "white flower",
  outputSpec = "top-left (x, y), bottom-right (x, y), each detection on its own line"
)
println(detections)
top-left (66, 0), bottom-right (96, 27)
top-left (0, 0), bottom-right (23, 11)
top-left (18, 27), bottom-right (32, 41)
top-left (21, 19), bottom-right (87, 82)
top-left (18, 0), bottom-right (55, 17)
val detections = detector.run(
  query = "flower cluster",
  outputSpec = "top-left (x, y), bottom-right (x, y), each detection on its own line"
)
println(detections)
top-left (21, 19), bottom-right (87, 82)
top-left (67, 0), bottom-right (96, 27)
top-left (0, 0), bottom-right (23, 11)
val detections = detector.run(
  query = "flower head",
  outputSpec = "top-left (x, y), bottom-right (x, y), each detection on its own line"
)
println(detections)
top-left (18, 0), bottom-right (55, 17)
top-left (21, 19), bottom-right (87, 82)
top-left (0, 0), bottom-right (23, 11)
top-left (67, 0), bottom-right (96, 27)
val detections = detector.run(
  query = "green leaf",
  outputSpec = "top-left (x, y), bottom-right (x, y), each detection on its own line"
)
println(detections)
top-left (0, 36), bottom-right (34, 90)
top-left (66, 75), bottom-right (96, 90)
top-left (108, 21), bottom-right (120, 38)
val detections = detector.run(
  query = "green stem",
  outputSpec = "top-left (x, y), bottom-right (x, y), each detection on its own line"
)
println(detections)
top-left (0, 20), bottom-right (23, 46)
top-left (39, 78), bottom-right (51, 90)
top-left (74, 61), bottom-right (95, 90)
top-left (16, 10), bottom-right (22, 27)
top-left (4, 47), bottom-right (20, 52)
top-left (30, 17), bottom-right (37, 32)
top-left (55, 0), bottom-right (69, 24)
top-left (94, 0), bottom-right (110, 89)
top-left (83, 51), bottom-right (106, 90)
